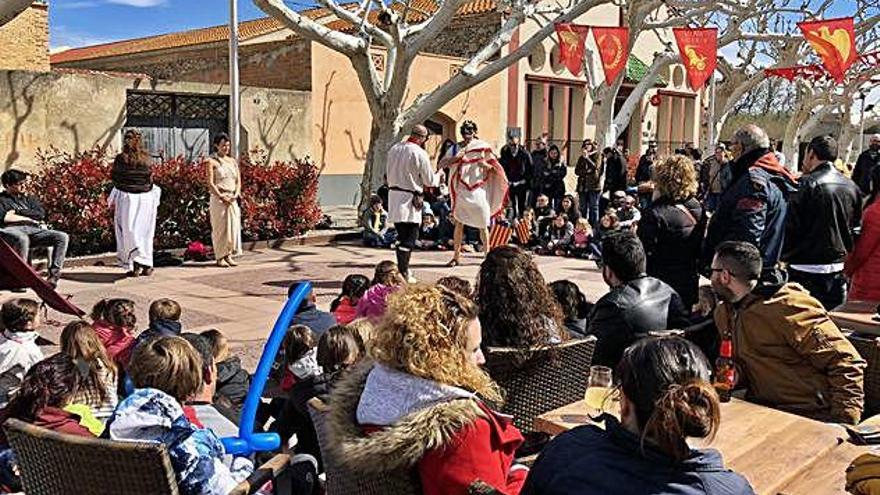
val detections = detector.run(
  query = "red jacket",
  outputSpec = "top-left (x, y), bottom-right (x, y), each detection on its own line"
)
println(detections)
top-left (846, 201), bottom-right (880, 302)
top-left (332, 297), bottom-right (358, 325)
top-left (418, 403), bottom-right (527, 495)
top-left (93, 320), bottom-right (136, 369)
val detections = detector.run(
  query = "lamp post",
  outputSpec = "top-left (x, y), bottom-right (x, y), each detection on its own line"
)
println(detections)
top-left (229, 0), bottom-right (241, 161)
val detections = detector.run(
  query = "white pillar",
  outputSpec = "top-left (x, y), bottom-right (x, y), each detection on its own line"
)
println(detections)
top-left (229, 0), bottom-right (241, 161)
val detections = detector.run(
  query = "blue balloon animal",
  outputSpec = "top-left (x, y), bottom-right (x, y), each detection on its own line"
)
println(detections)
top-left (221, 281), bottom-right (311, 455)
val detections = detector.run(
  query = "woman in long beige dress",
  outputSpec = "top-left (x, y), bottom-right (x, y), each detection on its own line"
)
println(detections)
top-left (206, 133), bottom-right (242, 267)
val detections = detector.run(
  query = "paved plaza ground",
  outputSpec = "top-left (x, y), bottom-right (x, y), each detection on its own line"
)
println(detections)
top-left (2, 241), bottom-right (607, 370)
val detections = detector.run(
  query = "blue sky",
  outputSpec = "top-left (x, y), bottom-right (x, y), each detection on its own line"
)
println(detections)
top-left (49, 0), bottom-right (862, 50)
top-left (50, 0), bottom-right (315, 49)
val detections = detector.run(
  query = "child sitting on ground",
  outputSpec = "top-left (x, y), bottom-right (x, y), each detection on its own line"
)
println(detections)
top-left (274, 325), bottom-right (366, 467)
top-left (355, 260), bottom-right (405, 320)
top-left (200, 329), bottom-right (250, 422)
top-left (534, 194), bottom-right (556, 238)
top-left (61, 320), bottom-right (119, 421)
top-left (92, 298), bottom-right (138, 369)
top-left (617, 194), bottom-right (642, 230)
top-left (281, 325), bottom-right (321, 393)
top-left (539, 214), bottom-right (573, 256)
top-left (135, 298), bottom-right (183, 348)
top-left (416, 212), bottom-right (443, 250)
top-left (329, 274), bottom-right (370, 325)
top-left (568, 218), bottom-right (601, 260)
top-left (361, 195), bottom-right (396, 248)
top-left (0, 299), bottom-right (44, 408)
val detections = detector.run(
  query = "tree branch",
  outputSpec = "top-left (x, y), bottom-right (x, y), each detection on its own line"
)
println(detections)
top-left (253, 0), bottom-right (365, 56)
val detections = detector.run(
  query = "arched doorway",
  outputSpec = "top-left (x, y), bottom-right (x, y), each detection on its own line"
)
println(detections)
top-left (425, 112), bottom-right (456, 163)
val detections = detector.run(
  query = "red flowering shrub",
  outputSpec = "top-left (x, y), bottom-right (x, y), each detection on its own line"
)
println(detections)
top-left (28, 148), bottom-right (323, 256)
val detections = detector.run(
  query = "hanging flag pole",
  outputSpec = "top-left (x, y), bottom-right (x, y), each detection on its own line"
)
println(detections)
top-left (229, 0), bottom-right (241, 161)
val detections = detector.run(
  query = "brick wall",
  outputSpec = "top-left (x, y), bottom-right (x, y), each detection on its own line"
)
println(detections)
top-left (54, 39), bottom-right (312, 91)
top-left (0, 3), bottom-right (49, 72)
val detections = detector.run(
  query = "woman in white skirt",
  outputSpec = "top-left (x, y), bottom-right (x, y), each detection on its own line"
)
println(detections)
top-left (109, 129), bottom-right (161, 277)
top-left (207, 133), bottom-right (242, 267)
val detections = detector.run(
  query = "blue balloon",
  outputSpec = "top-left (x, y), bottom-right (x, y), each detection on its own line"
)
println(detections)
top-left (221, 281), bottom-right (312, 455)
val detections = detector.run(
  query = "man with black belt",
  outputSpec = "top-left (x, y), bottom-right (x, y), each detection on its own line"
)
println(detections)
top-left (386, 125), bottom-right (442, 282)
top-left (783, 135), bottom-right (861, 310)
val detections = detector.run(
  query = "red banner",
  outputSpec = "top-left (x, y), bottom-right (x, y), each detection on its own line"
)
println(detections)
top-left (763, 50), bottom-right (880, 83)
top-left (592, 26), bottom-right (629, 85)
top-left (798, 17), bottom-right (858, 83)
top-left (555, 23), bottom-right (590, 75)
top-left (673, 27), bottom-right (718, 90)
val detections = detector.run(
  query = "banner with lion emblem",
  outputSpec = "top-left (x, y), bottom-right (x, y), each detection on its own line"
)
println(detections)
top-left (673, 27), bottom-right (718, 90)
top-left (798, 17), bottom-right (857, 83)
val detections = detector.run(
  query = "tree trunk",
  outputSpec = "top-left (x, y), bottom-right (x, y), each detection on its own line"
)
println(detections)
top-left (357, 118), bottom-right (401, 213)
top-left (588, 84), bottom-right (619, 149)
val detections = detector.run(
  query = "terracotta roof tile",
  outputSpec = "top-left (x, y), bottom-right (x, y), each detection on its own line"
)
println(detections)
top-left (50, 6), bottom-right (331, 64)
top-left (327, 0), bottom-right (497, 33)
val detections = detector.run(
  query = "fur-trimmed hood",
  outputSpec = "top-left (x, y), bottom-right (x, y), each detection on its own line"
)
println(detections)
top-left (327, 361), bottom-right (485, 473)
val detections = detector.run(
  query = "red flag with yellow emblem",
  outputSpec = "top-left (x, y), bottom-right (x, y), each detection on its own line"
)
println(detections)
top-left (592, 26), bottom-right (629, 85)
top-left (673, 27), bottom-right (718, 90)
top-left (555, 23), bottom-right (590, 75)
top-left (798, 17), bottom-right (858, 83)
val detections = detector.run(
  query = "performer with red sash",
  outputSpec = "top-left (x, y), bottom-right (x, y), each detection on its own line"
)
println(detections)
top-left (440, 121), bottom-right (509, 267)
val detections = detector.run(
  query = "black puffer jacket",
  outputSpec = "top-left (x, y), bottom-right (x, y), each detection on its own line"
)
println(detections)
top-left (783, 162), bottom-right (862, 266)
top-left (587, 276), bottom-right (691, 367)
top-left (214, 357), bottom-right (250, 422)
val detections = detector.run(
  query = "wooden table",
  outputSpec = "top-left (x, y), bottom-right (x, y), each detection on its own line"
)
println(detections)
top-left (534, 398), bottom-right (851, 495)
top-left (831, 300), bottom-right (880, 335)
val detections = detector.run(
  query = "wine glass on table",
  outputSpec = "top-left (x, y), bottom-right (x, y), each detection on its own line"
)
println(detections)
top-left (585, 365), bottom-right (613, 418)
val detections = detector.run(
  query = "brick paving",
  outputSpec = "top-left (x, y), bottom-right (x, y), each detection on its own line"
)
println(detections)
top-left (2, 241), bottom-right (607, 370)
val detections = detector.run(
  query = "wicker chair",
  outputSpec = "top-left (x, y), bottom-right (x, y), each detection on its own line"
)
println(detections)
top-left (484, 337), bottom-right (597, 433)
top-left (848, 334), bottom-right (880, 417)
top-left (3, 418), bottom-right (290, 495)
top-left (307, 398), bottom-right (420, 495)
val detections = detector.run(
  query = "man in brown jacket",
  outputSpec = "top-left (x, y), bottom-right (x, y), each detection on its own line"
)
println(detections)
top-left (711, 241), bottom-right (865, 424)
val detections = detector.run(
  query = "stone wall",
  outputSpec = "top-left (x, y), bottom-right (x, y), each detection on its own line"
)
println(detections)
top-left (0, 69), bottom-right (311, 170)
top-left (0, 3), bottom-right (49, 72)
top-left (53, 39), bottom-right (313, 91)
top-left (424, 13), bottom-right (501, 59)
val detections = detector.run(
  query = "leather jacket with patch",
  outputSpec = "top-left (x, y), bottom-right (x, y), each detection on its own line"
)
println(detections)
top-left (783, 162), bottom-right (862, 266)
top-left (702, 148), bottom-right (798, 283)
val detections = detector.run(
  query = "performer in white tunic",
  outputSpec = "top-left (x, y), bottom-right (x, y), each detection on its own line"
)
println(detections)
top-left (108, 129), bottom-right (161, 277)
top-left (440, 120), bottom-right (508, 267)
top-left (386, 125), bottom-right (442, 281)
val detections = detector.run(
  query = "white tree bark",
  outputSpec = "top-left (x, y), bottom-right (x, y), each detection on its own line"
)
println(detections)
top-left (0, 0), bottom-right (32, 28)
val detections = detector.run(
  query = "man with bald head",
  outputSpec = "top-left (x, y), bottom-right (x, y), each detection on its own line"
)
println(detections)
top-left (702, 124), bottom-right (798, 285)
top-left (853, 134), bottom-right (880, 195)
top-left (385, 124), bottom-right (442, 282)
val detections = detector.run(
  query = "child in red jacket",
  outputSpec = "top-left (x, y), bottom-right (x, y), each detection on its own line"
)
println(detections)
top-left (91, 298), bottom-right (138, 369)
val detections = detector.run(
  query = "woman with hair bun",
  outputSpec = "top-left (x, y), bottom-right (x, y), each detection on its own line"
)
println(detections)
top-left (522, 337), bottom-right (755, 495)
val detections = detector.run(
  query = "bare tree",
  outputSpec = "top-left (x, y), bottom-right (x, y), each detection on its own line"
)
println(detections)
top-left (0, 0), bottom-right (33, 27)
top-left (254, 0), bottom-right (613, 209)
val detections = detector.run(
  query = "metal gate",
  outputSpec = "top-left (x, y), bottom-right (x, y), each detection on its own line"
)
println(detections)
top-left (125, 90), bottom-right (229, 161)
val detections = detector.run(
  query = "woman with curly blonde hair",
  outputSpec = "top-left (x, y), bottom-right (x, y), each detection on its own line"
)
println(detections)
top-left (638, 155), bottom-right (706, 307)
top-left (327, 284), bottom-right (528, 495)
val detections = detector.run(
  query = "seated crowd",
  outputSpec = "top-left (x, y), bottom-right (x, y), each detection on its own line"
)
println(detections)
top-left (0, 126), bottom-right (874, 494)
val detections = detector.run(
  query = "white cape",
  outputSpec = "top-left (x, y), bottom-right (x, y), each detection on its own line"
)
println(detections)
top-left (448, 139), bottom-right (509, 229)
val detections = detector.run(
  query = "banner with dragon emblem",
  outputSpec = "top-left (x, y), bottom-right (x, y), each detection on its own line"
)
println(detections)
top-left (798, 17), bottom-right (857, 83)
top-left (555, 23), bottom-right (590, 75)
top-left (592, 26), bottom-right (629, 85)
top-left (673, 27), bottom-right (718, 90)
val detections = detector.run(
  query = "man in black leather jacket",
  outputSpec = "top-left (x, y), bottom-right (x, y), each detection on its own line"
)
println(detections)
top-left (587, 231), bottom-right (691, 367)
top-left (783, 135), bottom-right (861, 310)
